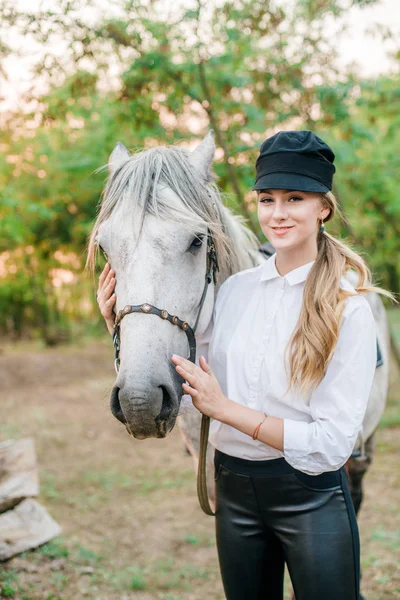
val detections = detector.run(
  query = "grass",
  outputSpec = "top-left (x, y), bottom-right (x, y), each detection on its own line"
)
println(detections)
top-left (107, 564), bottom-right (148, 591)
top-left (68, 557), bottom-right (212, 596)
top-left (182, 534), bottom-right (200, 545)
top-left (76, 466), bottom-right (193, 497)
top-left (380, 389), bottom-right (400, 429)
top-left (74, 546), bottom-right (103, 566)
top-left (388, 307), bottom-right (400, 339)
top-left (0, 423), bottom-right (21, 440)
top-left (370, 526), bottom-right (400, 551)
top-left (181, 532), bottom-right (215, 547)
top-left (40, 472), bottom-right (62, 501)
top-left (0, 570), bottom-right (20, 598)
top-left (0, 532), bottom-right (214, 598)
top-left (38, 539), bottom-right (69, 559)
top-left (81, 468), bottom-right (134, 491)
top-left (378, 308), bottom-right (400, 429)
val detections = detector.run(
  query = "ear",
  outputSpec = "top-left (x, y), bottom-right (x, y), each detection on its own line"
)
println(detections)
top-left (188, 130), bottom-right (216, 183)
top-left (320, 206), bottom-right (331, 222)
top-left (108, 142), bottom-right (130, 175)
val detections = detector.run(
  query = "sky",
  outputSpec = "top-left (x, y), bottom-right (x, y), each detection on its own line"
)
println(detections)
top-left (1, 0), bottom-right (399, 113)
top-left (334, 0), bottom-right (399, 74)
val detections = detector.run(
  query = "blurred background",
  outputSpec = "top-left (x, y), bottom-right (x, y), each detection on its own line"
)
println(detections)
top-left (1, 0), bottom-right (400, 343)
top-left (1, 1), bottom-right (399, 599)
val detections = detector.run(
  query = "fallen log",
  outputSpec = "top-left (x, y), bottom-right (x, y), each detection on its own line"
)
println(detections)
top-left (0, 499), bottom-right (62, 561)
top-left (0, 439), bottom-right (39, 513)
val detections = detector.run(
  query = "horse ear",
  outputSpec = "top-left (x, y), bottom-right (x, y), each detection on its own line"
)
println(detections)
top-left (188, 130), bottom-right (216, 183)
top-left (108, 142), bottom-right (130, 175)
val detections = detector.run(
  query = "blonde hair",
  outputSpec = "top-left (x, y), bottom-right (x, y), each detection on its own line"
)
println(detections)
top-left (285, 191), bottom-right (395, 397)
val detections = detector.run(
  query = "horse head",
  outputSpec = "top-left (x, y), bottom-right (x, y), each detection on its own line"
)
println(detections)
top-left (88, 132), bottom-right (257, 439)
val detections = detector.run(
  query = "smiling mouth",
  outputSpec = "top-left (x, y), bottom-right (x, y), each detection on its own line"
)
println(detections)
top-left (272, 226), bottom-right (294, 231)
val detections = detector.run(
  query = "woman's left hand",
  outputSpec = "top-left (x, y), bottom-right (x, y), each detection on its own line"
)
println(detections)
top-left (171, 354), bottom-right (229, 421)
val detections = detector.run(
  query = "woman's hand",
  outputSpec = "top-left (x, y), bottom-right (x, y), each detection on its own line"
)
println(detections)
top-left (97, 263), bottom-right (116, 335)
top-left (170, 354), bottom-right (230, 421)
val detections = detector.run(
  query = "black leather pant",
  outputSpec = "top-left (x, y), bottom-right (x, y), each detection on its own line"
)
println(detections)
top-left (214, 449), bottom-right (360, 600)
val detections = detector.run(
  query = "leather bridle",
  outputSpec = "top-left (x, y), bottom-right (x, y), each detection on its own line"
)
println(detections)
top-left (111, 229), bottom-right (219, 516)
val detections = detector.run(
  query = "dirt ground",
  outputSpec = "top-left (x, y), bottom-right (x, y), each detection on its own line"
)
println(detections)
top-left (0, 339), bottom-right (399, 600)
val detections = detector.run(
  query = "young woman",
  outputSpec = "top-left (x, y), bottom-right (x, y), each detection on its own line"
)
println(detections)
top-left (96, 131), bottom-right (391, 600)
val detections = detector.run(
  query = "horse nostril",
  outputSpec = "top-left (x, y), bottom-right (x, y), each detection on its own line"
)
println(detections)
top-left (110, 386), bottom-right (127, 424)
top-left (156, 385), bottom-right (173, 423)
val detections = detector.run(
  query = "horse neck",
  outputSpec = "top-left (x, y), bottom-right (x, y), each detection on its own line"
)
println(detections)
top-left (215, 204), bottom-right (264, 292)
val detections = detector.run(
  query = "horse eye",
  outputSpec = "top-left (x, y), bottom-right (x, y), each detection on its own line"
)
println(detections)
top-left (191, 234), bottom-right (205, 249)
top-left (98, 244), bottom-right (108, 260)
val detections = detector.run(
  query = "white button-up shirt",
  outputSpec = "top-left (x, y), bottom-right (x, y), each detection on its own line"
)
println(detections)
top-left (197, 254), bottom-right (377, 475)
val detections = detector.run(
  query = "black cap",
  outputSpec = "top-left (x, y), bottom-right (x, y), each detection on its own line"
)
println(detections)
top-left (253, 130), bottom-right (336, 193)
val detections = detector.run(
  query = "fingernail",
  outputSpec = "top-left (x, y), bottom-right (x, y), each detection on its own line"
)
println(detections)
top-left (172, 354), bottom-right (180, 359)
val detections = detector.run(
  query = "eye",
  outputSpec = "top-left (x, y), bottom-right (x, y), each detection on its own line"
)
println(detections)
top-left (288, 196), bottom-right (303, 202)
top-left (259, 197), bottom-right (273, 203)
top-left (190, 234), bottom-right (205, 250)
top-left (98, 243), bottom-right (109, 261)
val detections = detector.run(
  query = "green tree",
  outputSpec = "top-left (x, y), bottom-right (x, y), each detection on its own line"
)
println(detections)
top-left (0, 0), bottom-right (398, 338)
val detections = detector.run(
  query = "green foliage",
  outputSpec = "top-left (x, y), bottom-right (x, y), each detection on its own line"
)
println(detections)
top-left (0, 0), bottom-right (399, 338)
top-left (316, 76), bottom-right (400, 292)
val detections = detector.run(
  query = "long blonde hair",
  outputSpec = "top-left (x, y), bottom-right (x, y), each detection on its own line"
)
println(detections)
top-left (285, 191), bottom-right (395, 397)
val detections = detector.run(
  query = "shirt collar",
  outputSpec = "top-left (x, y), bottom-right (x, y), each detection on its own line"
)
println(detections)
top-left (259, 253), bottom-right (315, 286)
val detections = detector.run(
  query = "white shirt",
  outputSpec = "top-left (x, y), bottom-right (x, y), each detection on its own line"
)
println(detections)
top-left (197, 254), bottom-right (377, 476)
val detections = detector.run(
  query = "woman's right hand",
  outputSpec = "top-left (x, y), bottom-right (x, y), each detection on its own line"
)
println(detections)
top-left (97, 263), bottom-right (116, 335)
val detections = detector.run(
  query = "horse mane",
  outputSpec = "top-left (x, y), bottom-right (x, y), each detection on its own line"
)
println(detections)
top-left (86, 144), bottom-right (262, 290)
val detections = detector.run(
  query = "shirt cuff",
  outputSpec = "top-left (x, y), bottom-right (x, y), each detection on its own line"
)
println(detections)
top-left (283, 418), bottom-right (309, 456)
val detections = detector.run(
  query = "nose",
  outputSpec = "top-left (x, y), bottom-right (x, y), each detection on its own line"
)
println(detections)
top-left (272, 200), bottom-right (288, 221)
top-left (110, 381), bottom-right (177, 439)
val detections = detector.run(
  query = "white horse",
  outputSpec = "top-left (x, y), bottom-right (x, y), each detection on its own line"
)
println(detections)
top-left (88, 132), bottom-right (390, 510)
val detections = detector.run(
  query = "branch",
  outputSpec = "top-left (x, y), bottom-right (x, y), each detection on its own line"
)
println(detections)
top-left (191, 0), bottom-right (258, 236)
top-left (197, 61), bottom-right (258, 236)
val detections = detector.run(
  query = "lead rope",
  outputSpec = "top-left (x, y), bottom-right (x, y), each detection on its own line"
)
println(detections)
top-left (197, 414), bottom-right (215, 515)
top-left (193, 236), bottom-right (217, 517)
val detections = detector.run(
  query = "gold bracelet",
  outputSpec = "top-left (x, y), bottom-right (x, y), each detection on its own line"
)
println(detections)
top-left (252, 413), bottom-right (268, 440)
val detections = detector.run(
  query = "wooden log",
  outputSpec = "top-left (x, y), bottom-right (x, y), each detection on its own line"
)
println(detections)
top-left (0, 439), bottom-right (39, 513)
top-left (0, 499), bottom-right (62, 561)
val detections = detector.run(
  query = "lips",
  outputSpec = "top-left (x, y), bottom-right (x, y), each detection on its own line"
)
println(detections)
top-left (271, 226), bottom-right (294, 235)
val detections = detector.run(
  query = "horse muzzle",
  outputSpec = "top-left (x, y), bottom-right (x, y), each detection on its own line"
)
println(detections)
top-left (110, 383), bottom-right (179, 439)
